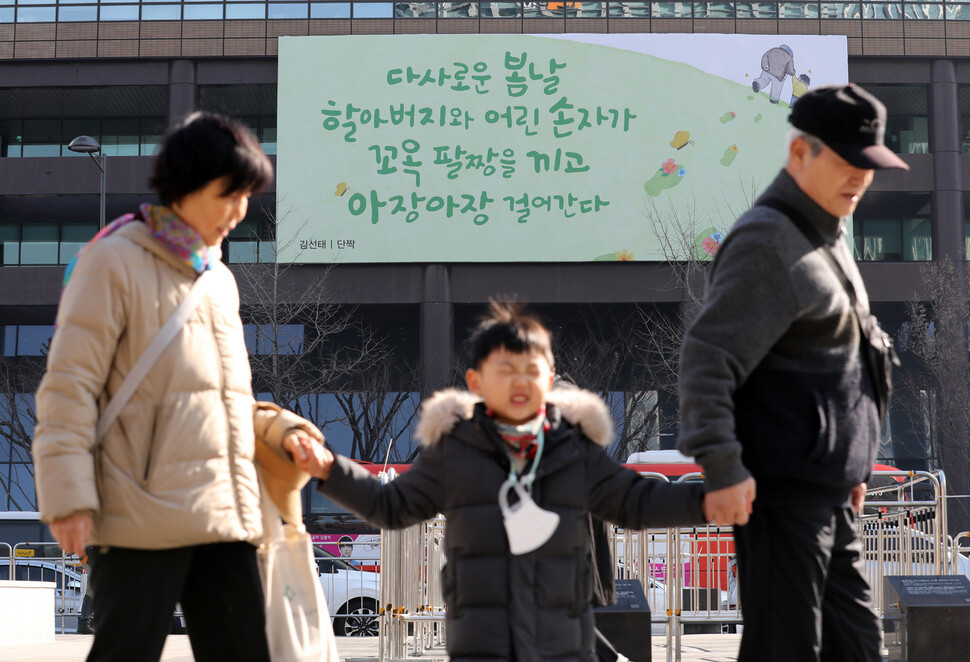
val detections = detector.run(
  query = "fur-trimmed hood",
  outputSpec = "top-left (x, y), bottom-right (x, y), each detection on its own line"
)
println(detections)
top-left (414, 387), bottom-right (614, 448)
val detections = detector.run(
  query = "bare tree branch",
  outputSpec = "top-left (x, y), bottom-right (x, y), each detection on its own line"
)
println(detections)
top-left (897, 257), bottom-right (970, 533)
top-left (234, 205), bottom-right (419, 462)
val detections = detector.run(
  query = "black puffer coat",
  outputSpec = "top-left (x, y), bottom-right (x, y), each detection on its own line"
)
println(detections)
top-left (319, 388), bottom-right (705, 662)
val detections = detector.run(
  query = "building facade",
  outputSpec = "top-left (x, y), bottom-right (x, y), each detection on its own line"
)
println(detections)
top-left (1, 4), bottom-right (968, 520)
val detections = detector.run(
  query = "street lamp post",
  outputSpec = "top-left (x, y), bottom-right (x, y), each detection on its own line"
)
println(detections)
top-left (67, 136), bottom-right (106, 230)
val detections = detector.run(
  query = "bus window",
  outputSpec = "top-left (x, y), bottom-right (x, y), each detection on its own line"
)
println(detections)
top-left (306, 480), bottom-right (377, 536)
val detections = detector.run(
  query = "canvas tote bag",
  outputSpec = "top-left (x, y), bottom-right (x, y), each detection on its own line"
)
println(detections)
top-left (258, 481), bottom-right (340, 662)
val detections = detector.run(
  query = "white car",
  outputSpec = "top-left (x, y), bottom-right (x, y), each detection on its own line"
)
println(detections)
top-left (313, 545), bottom-right (381, 636)
top-left (3, 556), bottom-right (188, 634)
top-left (1, 558), bottom-right (84, 617)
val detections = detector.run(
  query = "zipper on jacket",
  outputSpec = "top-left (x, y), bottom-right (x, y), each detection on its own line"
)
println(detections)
top-left (142, 407), bottom-right (160, 483)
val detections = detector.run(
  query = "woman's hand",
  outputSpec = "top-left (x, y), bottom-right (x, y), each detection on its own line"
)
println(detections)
top-left (283, 431), bottom-right (335, 480)
top-left (49, 512), bottom-right (93, 557)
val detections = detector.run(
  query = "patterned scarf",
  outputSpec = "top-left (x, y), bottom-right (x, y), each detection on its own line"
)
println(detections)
top-left (491, 406), bottom-right (549, 461)
top-left (62, 202), bottom-right (212, 289)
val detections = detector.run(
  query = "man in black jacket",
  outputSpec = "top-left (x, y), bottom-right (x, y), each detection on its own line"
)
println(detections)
top-left (677, 85), bottom-right (908, 661)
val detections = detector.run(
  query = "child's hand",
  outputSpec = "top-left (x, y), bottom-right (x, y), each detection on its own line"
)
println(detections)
top-left (283, 430), bottom-right (335, 480)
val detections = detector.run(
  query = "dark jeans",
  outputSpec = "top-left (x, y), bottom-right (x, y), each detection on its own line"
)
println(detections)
top-left (86, 541), bottom-right (270, 662)
top-left (734, 505), bottom-right (881, 662)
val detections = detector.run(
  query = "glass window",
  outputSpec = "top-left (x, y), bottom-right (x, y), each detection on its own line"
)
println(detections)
top-left (142, 4), bottom-right (181, 18)
top-left (183, 3), bottom-right (223, 17)
top-left (16, 6), bottom-right (56, 21)
top-left (22, 120), bottom-right (60, 157)
top-left (17, 0), bottom-right (52, 6)
top-left (229, 241), bottom-right (258, 264)
top-left (904, 3), bottom-right (942, 18)
top-left (10, 464), bottom-right (36, 511)
top-left (862, 2), bottom-right (901, 17)
top-left (857, 219), bottom-right (902, 261)
top-left (3, 243), bottom-right (18, 265)
top-left (140, 118), bottom-right (165, 157)
top-left (946, 4), bottom-right (970, 20)
top-left (353, 1), bottom-right (392, 17)
top-left (22, 223), bottom-right (57, 243)
top-left (20, 243), bottom-right (58, 264)
top-left (438, 0), bottom-right (476, 16)
top-left (310, 2), bottom-right (349, 16)
top-left (243, 324), bottom-right (305, 355)
top-left (99, 4), bottom-right (139, 19)
top-left (101, 119), bottom-right (140, 157)
top-left (863, 85), bottom-right (928, 155)
top-left (308, 485), bottom-right (376, 534)
top-left (261, 125), bottom-right (277, 155)
top-left (394, 1), bottom-right (431, 16)
top-left (608, 1), bottom-right (650, 15)
top-left (16, 326), bottom-right (54, 355)
top-left (226, 2), bottom-right (265, 18)
top-left (3, 327), bottom-right (16, 356)
top-left (652, 2), bottom-right (692, 16)
top-left (0, 119), bottom-right (23, 157)
top-left (957, 87), bottom-right (970, 153)
top-left (854, 192), bottom-right (931, 262)
top-left (481, 1), bottom-right (520, 16)
top-left (779, 1), bottom-right (818, 17)
top-left (694, 2), bottom-right (734, 16)
top-left (736, 1), bottom-right (777, 16)
top-left (267, 2), bottom-right (307, 17)
top-left (58, 5), bottom-right (96, 19)
top-left (0, 7), bottom-right (12, 20)
top-left (61, 223), bottom-right (97, 242)
top-left (229, 219), bottom-right (260, 240)
top-left (903, 219), bottom-right (932, 261)
top-left (820, 2), bottom-right (860, 17)
top-left (21, 224), bottom-right (58, 264)
top-left (258, 241), bottom-right (276, 263)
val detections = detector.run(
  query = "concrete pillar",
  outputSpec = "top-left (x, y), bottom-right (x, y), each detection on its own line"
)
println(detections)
top-left (930, 60), bottom-right (963, 261)
top-left (168, 60), bottom-right (197, 128)
top-left (419, 265), bottom-right (453, 397)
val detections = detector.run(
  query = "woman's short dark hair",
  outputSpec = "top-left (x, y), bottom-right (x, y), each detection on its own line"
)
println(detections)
top-left (150, 111), bottom-right (274, 206)
top-left (469, 299), bottom-right (554, 370)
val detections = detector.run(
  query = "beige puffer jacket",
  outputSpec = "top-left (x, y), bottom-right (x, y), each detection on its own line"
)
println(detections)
top-left (33, 220), bottom-right (317, 550)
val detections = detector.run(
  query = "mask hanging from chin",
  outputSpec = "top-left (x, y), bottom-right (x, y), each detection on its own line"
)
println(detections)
top-left (498, 478), bottom-right (560, 555)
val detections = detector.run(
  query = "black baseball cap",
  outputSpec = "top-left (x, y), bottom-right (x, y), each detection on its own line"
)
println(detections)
top-left (788, 84), bottom-right (910, 171)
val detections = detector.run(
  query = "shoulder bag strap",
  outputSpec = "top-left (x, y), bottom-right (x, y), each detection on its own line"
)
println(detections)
top-left (758, 197), bottom-right (868, 323)
top-left (95, 271), bottom-right (212, 442)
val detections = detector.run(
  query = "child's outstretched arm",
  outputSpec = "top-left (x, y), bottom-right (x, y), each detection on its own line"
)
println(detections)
top-left (586, 446), bottom-right (711, 529)
top-left (286, 431), bottom-right (444, 531)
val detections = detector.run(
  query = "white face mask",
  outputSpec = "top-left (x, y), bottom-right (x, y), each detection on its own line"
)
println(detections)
top-left (498, 477), bottom-right (560, 555)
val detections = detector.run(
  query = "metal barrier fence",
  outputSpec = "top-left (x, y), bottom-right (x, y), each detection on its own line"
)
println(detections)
top-left (379, 515), bottom-right (447, 661)
top-left (953, 531), bottom-right (970, 578)
top-left (8, 542), bottom-right (84, 634)
top-left (377, 469), bottom-right (968, 662)
top-left (1, 541), bottom-right (11, 581)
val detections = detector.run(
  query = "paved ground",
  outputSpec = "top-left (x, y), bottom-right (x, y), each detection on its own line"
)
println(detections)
top-left (0, 633), bottom-right (744, 662)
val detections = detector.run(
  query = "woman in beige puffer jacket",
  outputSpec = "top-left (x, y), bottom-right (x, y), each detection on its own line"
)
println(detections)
top-left (32, 112), bottom-right (316, 662)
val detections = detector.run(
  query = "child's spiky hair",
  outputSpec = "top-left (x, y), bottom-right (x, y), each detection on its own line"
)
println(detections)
top-left (468, 298), bottom-right (554, 370)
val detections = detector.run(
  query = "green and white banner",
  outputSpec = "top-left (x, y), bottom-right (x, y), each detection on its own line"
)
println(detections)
top-left (277, 34), bottom-right (848, 263)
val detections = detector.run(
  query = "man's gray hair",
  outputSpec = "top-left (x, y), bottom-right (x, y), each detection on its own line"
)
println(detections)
top-left (785, 127), bottom-right (825, 164)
